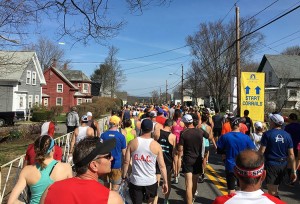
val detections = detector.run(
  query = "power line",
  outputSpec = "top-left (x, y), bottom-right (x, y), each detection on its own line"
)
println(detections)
top-left (121, 55), bottom-right (189, 71)
top-left (69, 45), bottom-right (188, 64)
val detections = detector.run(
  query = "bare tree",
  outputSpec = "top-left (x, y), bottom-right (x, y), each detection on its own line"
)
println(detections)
top-left (150, 90), bottom-right (160, 104)
top-left (0, 0), bottom-right (172, 46)
top-left (186, 17), bottom-right (264, 110)
top-left (281, 45), bottom-right (300, 56)
top-left (23, 37), bottom-right (69, 70)
top-left (91, 46), bottom-right (125, 98)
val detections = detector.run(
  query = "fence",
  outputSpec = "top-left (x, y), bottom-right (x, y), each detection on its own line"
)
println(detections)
top-left (0, 116), bottom-right (109, 204)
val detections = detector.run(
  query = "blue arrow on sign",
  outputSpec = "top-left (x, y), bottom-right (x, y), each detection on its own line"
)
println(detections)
top-left (255, 86), bottom-right (261, 94)
top-left (245, 86), bottom-right (250, 94)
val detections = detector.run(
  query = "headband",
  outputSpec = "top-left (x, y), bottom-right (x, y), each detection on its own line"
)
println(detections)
top-left (47, 139), bottom-right (55, 154)
top-left (234, 163), bottom-right (264, 178)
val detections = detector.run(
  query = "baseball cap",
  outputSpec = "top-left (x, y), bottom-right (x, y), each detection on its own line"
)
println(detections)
top-left (157, 108), bottom-right (164, 114)
top-left (141, 119), bottom-right (153, 132)
top-left (87, 112), bottom-right (92, 117)
top-left (109, 115), bottom-right (119, 125)
top-left (254, 121), bottom-right (263, 129)
top-left (230, 117), bottom-right (240, 126)
top-left (150, 111), bottom-right (157, 118)
top-left (41, 121), bottom-right (55, 137)
top-left (225, 109), bottom-right (230, 114)
top-left (228, 112), bottom-right (234, 118)
top-left (74, 137), bottom-right (116, 167)
top-left (81, 115), bottom-right (88, 122)
top-left (269, 113), bottom-right (284, 125)
top-left (182, 114), bottom-right (193, 123)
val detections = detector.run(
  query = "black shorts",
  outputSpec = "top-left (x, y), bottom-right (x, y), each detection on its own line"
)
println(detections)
top-left (129, 182), bottom-right (158, 204)
top-left (213, 128), bottom-right (222, 137)
top-left (204, 147), bottom-right (209, 154)
top-left (225, 170), bottom-right (237, 191)
top-left (182, 157), bottom-right (203, 174)
top-left (155, 162), bottom-right (173, 174)
top-left (265, 164), bottom-right (287, 185)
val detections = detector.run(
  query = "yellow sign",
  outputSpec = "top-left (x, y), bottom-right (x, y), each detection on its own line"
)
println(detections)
top-left (241, 72), bottom-right (265, 122)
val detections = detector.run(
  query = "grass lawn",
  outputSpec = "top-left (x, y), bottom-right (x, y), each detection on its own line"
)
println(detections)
top-left (0, 137), bottom-right (34, 166)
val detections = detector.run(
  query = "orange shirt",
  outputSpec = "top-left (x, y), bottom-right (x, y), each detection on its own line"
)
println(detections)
top-left (239, 123), bottom-right (248, 134)
top-left (221, 122), bottom-right (231, 135)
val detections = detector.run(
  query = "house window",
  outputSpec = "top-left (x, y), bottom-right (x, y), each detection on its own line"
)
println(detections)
top-left (268, 71), bottom-right (272, 83)
top-left (19, 97), bottom-right (23, 108)
top-left (56, 97), bottom-right (63, 106)
top-left (83, 83), bottom-right (89, 93)
top-left (86, 99), bottom-right (92, 103)
top-left (289, 90), bottom-right (297, 97)
top-left (32, 71), bottom-right (37, 85)
top-left (26, 71), bottom-right (31, 84)
top-left (35, 95), bottom-right (39, 106)
top-left (44, 98), bottom-right (49, 107)
top-left (57, 84), bottom-right (63, 93)
top-left (77, 98), bottom-right (82, 105)
top-left (28, 95), bottom-right (33, 108)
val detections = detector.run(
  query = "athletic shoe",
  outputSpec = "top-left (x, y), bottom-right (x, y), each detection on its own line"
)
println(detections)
top-left (174, 177), bottom-right (179, 184)
top-left (194, 190), bottom-right (198, 196)
top-left (198, 173), bottom-right (205, 183)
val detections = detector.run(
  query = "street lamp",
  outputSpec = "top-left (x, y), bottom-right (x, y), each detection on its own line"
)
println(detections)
top-left (169, 65), bottom-right (184, 105)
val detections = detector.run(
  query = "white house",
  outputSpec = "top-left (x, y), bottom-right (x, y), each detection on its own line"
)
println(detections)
top-left (257, 54), bottom-right (300, 109)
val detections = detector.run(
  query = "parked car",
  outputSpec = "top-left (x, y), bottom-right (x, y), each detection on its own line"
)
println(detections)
top-left (0, 111), bottom-right (25, 127)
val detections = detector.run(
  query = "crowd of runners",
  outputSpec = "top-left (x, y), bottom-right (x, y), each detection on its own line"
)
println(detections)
top-left (7, 104), bottom-right (300, 204)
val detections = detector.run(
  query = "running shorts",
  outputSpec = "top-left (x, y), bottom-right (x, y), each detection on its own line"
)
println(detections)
top-left (182, 157), bottom-right (203, 175)
top-left (265, 164), bottom-right (287, 185)
top-left (129, 182), bottom-right (158, 204)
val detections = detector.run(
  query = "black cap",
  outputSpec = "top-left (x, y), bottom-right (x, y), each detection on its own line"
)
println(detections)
top-left (141, 119), bottom-right (153, 132)
top-left (74, 138), bottom-right (116, 167)
top-left (230, 117), bottom-right (240, 126)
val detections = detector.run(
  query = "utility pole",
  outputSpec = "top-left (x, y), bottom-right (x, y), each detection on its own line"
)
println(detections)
top-left (181, 64), bottom-right (184, 106)
top-left (166, 80), bottom-right (168, 104)
top-left (160, 87), bottom-right (162, 105)
top-left (236, 6), bottom-right (241, 115)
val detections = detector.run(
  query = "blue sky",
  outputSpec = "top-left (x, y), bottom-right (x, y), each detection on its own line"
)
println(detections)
top-left (27, 0), bottom-right (300, 96)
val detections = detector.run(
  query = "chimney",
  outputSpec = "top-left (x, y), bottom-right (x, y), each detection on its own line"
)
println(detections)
top-left (63, 63), bottom-right (68, 70)
top-left (52, 58), bottom-right (57, 68)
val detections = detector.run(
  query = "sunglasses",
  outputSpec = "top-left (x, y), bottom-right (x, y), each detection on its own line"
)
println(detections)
top-left (94, 152), bottom-right (112, 161)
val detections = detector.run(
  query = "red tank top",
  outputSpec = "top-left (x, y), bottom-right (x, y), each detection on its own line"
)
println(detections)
top-left (45, 177), bottom-right (110, 204)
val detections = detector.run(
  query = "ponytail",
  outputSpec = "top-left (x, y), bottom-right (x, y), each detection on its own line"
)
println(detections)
top-left (34, 135), bottom-right (54, 169)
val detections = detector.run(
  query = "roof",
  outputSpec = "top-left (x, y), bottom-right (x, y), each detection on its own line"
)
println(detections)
top-left (258, 55), bottom-right (300, 79)
top-left (0, 51), bottom-right (46, 84)
top-left (51, 67), bottom-right (78, 90)
top-left (115, 91), bottom-right (128, 100)
top-left (61, 70), bottom-right (91, 82)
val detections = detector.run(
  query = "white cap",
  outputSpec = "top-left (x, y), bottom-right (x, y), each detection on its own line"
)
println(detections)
top-left (254, 121), bottom-right (263, 129)
top-left (182, 114), bottom-right (193, 123)
top-left (87, 112), bottom-right (92, 117)
top-left (269, 113), bottom-right (284, 125)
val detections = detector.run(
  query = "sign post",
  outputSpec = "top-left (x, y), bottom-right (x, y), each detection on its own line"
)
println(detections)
top-left (240, 72), bottom-right (265, 122)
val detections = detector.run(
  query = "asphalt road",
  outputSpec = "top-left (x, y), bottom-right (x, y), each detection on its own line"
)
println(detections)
top-left (156, 147), bottom-right (300, 204)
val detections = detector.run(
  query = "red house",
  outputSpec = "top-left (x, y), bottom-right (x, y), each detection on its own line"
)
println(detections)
top-left (42, 67), bottom-right (92, 113)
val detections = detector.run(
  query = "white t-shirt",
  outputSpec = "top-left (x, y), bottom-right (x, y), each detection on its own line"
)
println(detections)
top-left (213, 189), bottom-right (285, 204)
top-left (251, 132), bottom-right (263, 151)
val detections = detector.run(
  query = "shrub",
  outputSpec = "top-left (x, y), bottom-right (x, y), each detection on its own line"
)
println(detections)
top-left (31, 111), bottom-right (53, 122)
top-left (8, 129), bottom-right (22, 141)
top-left (51, 106), bottom-right (63, 116)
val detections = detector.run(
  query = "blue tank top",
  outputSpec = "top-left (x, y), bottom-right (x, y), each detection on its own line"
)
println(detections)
top-left (202, 124), bottom-right (210, 147)
top-left (30, 160), bottom-right (58, 204)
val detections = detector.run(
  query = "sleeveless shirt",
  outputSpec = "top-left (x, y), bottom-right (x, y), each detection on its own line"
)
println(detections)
top-left (130, 137), bottom-right (157, 186)
top-left (172, 119), bottom-right (184, 144)
top-left (76, 126), bottom-right (89, 143)
top-left (157, 130), bottom-right (173, 166)
top-left (125, 127), bottom-right (135, 144)
top-left (30, 160), bottom-right (58, 204)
